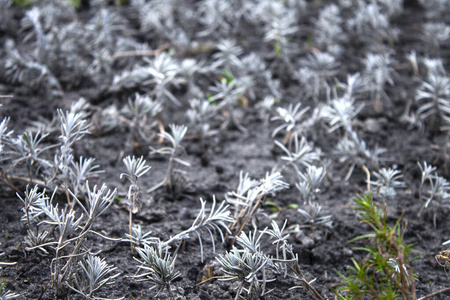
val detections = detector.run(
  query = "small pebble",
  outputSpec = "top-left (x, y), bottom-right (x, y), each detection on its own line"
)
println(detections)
top-left (301, 236), bottom-right (315, 248)
top-left (343, 248), bottom-right (353, 257)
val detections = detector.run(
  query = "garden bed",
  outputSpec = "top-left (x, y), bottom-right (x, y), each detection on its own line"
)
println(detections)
top-left (0, 0), bottom-right (450, 299)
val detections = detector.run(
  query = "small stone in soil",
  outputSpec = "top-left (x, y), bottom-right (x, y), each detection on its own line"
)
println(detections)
top-left (301, 236), bottom-right (315, 248)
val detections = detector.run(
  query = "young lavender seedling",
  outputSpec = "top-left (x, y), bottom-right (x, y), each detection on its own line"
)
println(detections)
top-left (69, 156), bottom-right (103, 197)
top-left (363, 52), bottom-right (396, 111)
top-left (417, 162), bottom-right (450, 225)
top-left (264, 11), bottom-right (298, 66)
top-left (134, 243), bottom-right (181, 299)
top-left (196, 0), bottom-right (233, 38)
top-left (370, 167), bottom-right (405, 201)
top-left (211, 39), bottom-right (243, 71)
top-left (121, 156), bottom-right (151, 250)
top-left (216, 244), bottom-right (271, 300)
top-left (0, 287), bottom-right (19, 300)
top-left (148, 124), bottom-right (190, 194)
top-left (275, 134), bottom-right (322, 175)
top-left (10, 130), bottom-right (52, 181)
top-left (313, 4), bottom-right (344, 56)
top-left (415, 73), bottom-right (450, 132)
top-left (421, 22), bottom-right (450, 55)
top-left (21, 182), bottom-right (118, 299)
top-left (160, 197), bottom-right (233, 262)
top-left (186, 98), bottom-right (217, 148)
top-left (296, 165), bottom-right (326, 205)
top-left (134, 197), bottom-right (233, 297)
top-left (298, 51), bottom-right (339, 102)
top-left (295, 202), bottom-right (333, 233)
top-left (209, 78), bottom-right (246, 133)
top-left (323, 96), bottom-right (385, 180)
top-left (121, 93), bottom-right (162, 149)
top-left (54, 109), bottom-right (90, 203)
top-left (67, 255), bottom-right (122, 300)
top-left (226, 172), bottom-right (289, 236)
top-left (346, 1), bottom-right (398, 48)
top-left (142, 52), bottom-right (181, 106)
top-left (271, 103), bottom-right (311, 141)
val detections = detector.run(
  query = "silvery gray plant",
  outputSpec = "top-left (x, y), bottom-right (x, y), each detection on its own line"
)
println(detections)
top-left (20, 182), bottom-right (119, 299)
top-left (263, 11), bottom-right (299, 65)
top-left (10, 130), bottom-right (52, 179)
top-left (0, 117), bottom-right (13, 159)
top-left (296, 165), bottom-right (326, 206)
top-left (239, 53), bottom-right (281, 99)
top-left (121, 156), bottom-right (151, 250)
top-left (160, 197), bottom-right (233, 261)
top-left (323, 96), bottom-right (385, 180)
top-left (196, 0), bottom-right (234, 38)
top-left (121, 93), bottom-right (163, 149)
top-left (333, 135), bottom-right (386, 181)
top-left (297, 51), bottom-right (339, 102)
top-left (133, 197), bottom-right (233, 297)
top-left (54, 108), bottom-right (90, 202)
top-left (211, 39), bottom-right (243, 71)
top-left (363, 51), bottom-right (396, 109)
top-left (346, 1), bottom-right (398, 47)
top-left (4, 39), bottom-right (62, 96)
top-left (0, 287), bottom-right (19, 300)
top-left (111, 52), bottom-right (181, 104)
top-left (370, 166), bottom-right (405, 201)
top-left (296, 202), bottom-right (333, 231)
top-left (418, 0), bottom-right (450, 18)
top-left (216, 240), bottom-right (272, 300)
top-left (142, 52), bottom-right (182, 106)
top-left (131, 0), bottom-right (177, 39)
top-left (415, 73), bottom-right (450, 132)
top-left (217, 221), bottom-right (314, 300)
top-left (313, 4), bottom-right (345, 56)
top-left (271, 102), bottom-right (323, 141)
top-left (417, 161), bottom-right (450, 221)
top-left (186, 98), bottom-right (218, 146)
top-left (67, 255), bottom-right (122, 300)
top-left (421, 22), bottom-right (450, 53)
top-left (123, 224), bottom-right (158, 247)
top-left (209, 77), bottom-right (247, 133)
top-left (178, 58), bottom-right (207, 98)
top-left (275, 134), bottom-right (322, 176)
top-left (226, 171), bottom-right (289, 234)
top-left (148, 124), bottom-right (190, 194)
top-left (85, 7), bottom-right (129, 52)
top-left (335, 73), bottom-right (369, 101)
top-left (134, 243), bottom-right (181, 298)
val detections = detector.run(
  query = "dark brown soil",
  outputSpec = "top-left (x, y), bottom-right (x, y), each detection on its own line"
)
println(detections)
top-left (1, 1), bottom-right (450, 299)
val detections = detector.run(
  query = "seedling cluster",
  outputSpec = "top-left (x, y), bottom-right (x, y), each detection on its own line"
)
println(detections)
top-left (0, 0), bottom-right (450, 299)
